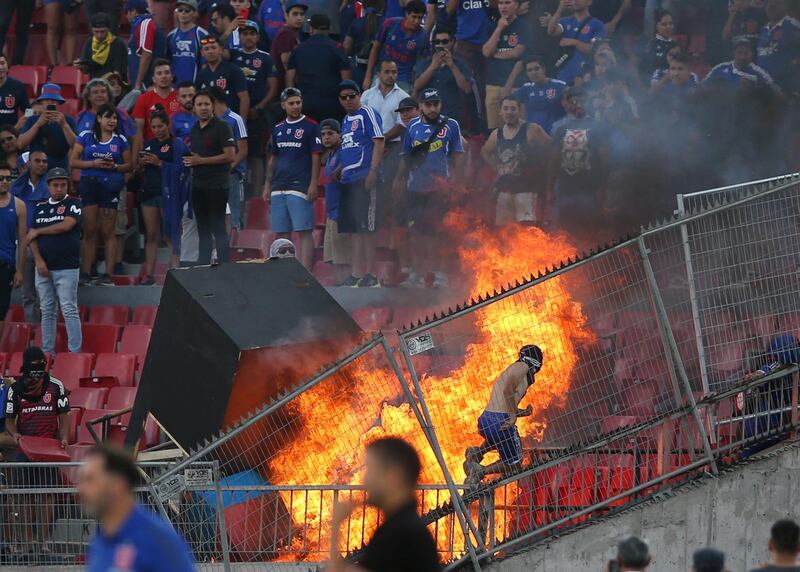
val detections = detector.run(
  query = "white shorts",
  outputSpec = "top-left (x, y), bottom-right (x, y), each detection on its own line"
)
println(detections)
top-left (496, 192), bottom-right (537, 226)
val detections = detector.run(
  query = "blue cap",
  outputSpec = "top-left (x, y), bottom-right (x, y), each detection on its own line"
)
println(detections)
top-left (124, 0), bottom-right (149, 13)
top-left (35, 83), bottom-right (65, 103)
top-left (286, 0), bottom-right (309, 11)
top-left (240, 20), bottom-right (260, 32)
top-left (337, 80), bottom-right (361, 95)
top-left (419, 88), bottom-right (441, 102)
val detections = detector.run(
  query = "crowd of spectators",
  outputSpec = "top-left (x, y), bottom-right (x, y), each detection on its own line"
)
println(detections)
top-left (0, 0), bottom-right (794, 311)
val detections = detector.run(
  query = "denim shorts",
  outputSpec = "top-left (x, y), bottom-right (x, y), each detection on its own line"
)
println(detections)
top-left (79, 175), bottom-right (124, 209)
top-left (477, 410), bottom-right (522, 465)
top-left (270, 191), bottom-right (313, 233)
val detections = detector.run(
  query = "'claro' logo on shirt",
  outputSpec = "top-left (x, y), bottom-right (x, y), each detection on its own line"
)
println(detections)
top-left (462, 0), bottom-right (487, 8)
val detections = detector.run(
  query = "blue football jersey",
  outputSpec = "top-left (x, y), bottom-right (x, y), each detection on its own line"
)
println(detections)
top-left (339, 105), bottom-right (384, 184)
top-left (167, 26), bottom-right (209, 84)
top-left (270, 115), bottom-right (323, 193)
top-left (78, 131), bottom-right (129, 182)
top-left (401, 115), bottom-right (464, 193)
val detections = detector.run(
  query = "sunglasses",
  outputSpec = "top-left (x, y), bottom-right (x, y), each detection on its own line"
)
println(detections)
top-left (199, 37), bottom-right (218, 45)
top-left (339, 93), bottom-right (358, 101)
top-left (0, 175), bottom-right (14, 182)
top-left (433, 39), bottom-right (450, 45)
top-left (277, 246), bottom-right (295, 255)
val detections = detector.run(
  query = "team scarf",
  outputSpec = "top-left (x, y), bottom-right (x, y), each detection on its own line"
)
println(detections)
top-left (91, 32), bottom-right (116, 66)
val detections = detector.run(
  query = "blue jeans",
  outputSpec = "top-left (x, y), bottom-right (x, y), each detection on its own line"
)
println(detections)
top-left (35, 268), bottom-right (82, 354)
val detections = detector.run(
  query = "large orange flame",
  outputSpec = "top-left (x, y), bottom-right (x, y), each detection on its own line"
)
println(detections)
top-left (264, 212), bottom-right (595, 561)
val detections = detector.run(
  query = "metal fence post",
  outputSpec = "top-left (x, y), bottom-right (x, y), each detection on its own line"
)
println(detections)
top-left (212, 461), bottom-right (232, 572)
top-left (638, 236), bottom-right (718, 474)
top-left (381, 338), bottom-right (484, 572)
top-left (675, 196), bottom-right (712, 397)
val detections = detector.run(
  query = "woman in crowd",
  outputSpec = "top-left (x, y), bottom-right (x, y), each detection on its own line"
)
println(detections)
top-left (641, 9), bottom-right (677, 80)
top-left (0, 125), bottom-right (20, 175)
top-left (76, 78), bottom-right (136, 137)
top-left (136, 106), bottom-right (189, 284)
top-left (69, 104), bottom-right (132, 286)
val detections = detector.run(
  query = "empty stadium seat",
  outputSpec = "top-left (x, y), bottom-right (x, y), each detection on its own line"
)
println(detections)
top-left (77, 408), bottom-right (107, 444)
top-left (141, 416), bottom-right (160, 448)
top-left (57, 305), bottom-right (89, 322)
top-left (9, 65), bottom-right (41, 98)
top-left (62, 98), bottom-right (80, 118)
top-left (229, 229), bottom-right (274, 261)
top-left (94, 353), bottom-right (136, 386)
top-left (33, 323), bottom-right (68, 353)
top-left (51, 352), bottom-right (95, 391)
top-left (49, 66), bottom-right (84, 99)
top-left (119, 325), bottom-right (151, 366)
top-left (567, 457), bottom-right (597, 508)
top-left (69, 387), bottom-right (109, 410)
top-left (65, 408), bottom-right (82, 444)
top-left (88, 304), bottom-right (131, 326)
top-left (131, 305), bottom-right (158, 326)
top-left (106, 386), bottom-right (137, 426)
top-left (0, 322), bottom-right (32, 353)
top-left (246, 196), bottom-right (270, 229)
top-left (6, 304), bottom-right (26, 323)
top-left (82, 324), bottom-right (122, 354)
top-left (18, 435), bottom-right (71, 462)
top-left (598, 454), bottom-right (636, 506)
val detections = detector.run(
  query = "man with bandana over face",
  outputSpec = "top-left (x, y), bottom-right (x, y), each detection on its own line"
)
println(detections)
top-left (3, 346), bottom-right (70, 546)
top-left (463, 344), bottom-right (543, 484)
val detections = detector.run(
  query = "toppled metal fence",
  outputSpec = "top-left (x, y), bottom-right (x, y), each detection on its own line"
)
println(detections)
top-left (1, 175), bottom-right (799, 570)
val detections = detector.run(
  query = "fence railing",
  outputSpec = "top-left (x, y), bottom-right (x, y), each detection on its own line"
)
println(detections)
top-left (1, 176), bottom-right (798, 570)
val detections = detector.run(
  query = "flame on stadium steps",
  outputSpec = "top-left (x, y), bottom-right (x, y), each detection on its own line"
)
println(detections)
top-left (265, 212), bottom-right (595, 561)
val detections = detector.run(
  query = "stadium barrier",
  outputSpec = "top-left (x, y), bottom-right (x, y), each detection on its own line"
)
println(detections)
top-left (0, 175), bottom-right (798, 569)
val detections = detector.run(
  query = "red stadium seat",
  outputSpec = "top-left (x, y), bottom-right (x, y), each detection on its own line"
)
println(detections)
top-left (18, 436), bottom-right (71, 462)
top-left (131, 305), bottom-right (158, 326)
top-left (82, 324), bottom-right (122, 354)
top-left (62, 98), bottom-right (80, 118)
top-left (88, 304), bottom-right (131, 326)
top-left (0, 322), bottom-right (32, 353)
top-left (9, 66), bottom-right (40, 99)
top-left (567, 457), bottom-right (597, 508)
top-left (106, 386), bottom-right (137, 426)
top-left (7, 351), bottom-right (52, 377)
top-left (65, 408), bottom-right (82, 444)
top-left (63, 443), bottom-right (93, 484)
top-left (51, 352), bottom-right (95, 392)
top-left (246, 196), bottom-right (270, 229)
top-left (119, 325), bottom-right (151, 366)
top-left (94, 353), bottom-right (136, 386)
top-left (111, 275), bottom-right (137, 285)
top-left (312, 261), bottom-right (337, 286)
top-left (229, 229), bottom-right (274, 261)
top-left (49, 66), bottom-right (84, 99)
top-left (142, 416), bottom-right (160, 448)
top-left (314, 198), bottom-right (326, 227)
top-left (69, 387), bottom-right (109, 410)
top-left (6, 304), bottom-right (26, 322)
top-left (57, 304), bottom-right (89, 322)
top-left (77, 408), bottom-right (107, 444)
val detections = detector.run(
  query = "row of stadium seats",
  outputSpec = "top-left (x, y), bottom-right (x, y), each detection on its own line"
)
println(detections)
top-left (5, 303), bottom-right (157, 326)
top-left (0, 351), bottom-right (137, 388)
top-left (10, 65), bottom-right (88, 100)
top-left (0, 322), bottom-right (151, 362)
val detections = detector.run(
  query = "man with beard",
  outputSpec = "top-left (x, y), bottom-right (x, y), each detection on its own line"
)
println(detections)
top-left (328, 438), bottom-right (440, 572)
top-left (392, 88), bottom-right (464, 288)
top-left (80, 445), bottom-right (197, 571)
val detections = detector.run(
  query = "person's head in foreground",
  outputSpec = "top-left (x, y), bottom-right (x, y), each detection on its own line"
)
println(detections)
top-left (79, 444), bottom-right (140, 520)
top-left (364, 437), bottom-right (420, 512)
top-left (617, 536), bottom-right (651, 571)
top-left (770, 519), bottom-right (800, 564)
top-left (269, 238), bottom-right (296, 259)
top-left (692, 548), bottom-right (725, 572)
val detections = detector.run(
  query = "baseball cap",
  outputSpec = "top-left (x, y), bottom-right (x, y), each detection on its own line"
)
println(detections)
top-left (337, 80), bottom-right (361, 95)
top-left (175, 0), bottom-right (199, 9)
top-left (419, 88), bottom-right (441, 102)
top-left (309, 13), bottom-right (331, 30)
top-left (240, 19), bottom-right (260, 32)
top-left (89, 12), bottom-right (112, 28)
top-left (280, 87), bottom-right (302, 101)
top-left (286, 0), bottom-right (309, 11)
top-left (395, 96), bottom-right (418, 112)
top-left (124, 0), bottom-right (149, 13)
top-left (46, 167), bottom-right (69, 182)
top-left (320, 118), bottom-right (341, 133)
top-left (693, 549), bottom-right (725, 572)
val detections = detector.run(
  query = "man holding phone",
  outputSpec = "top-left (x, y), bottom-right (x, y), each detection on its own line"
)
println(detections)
top-left (17, 84), bottom-right (78, 171)
top-left (413, 28), bottom-right (472, 125)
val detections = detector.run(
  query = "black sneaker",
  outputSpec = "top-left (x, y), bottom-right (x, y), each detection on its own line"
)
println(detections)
top-left (95, 273), bottom-right (114, 286)
top-left (79, 273), bottom-right (93, 287)
top-left (337, 275), bottom-right (359, 287)
top-left (139, 275), bottom-right (155, 286)
top-left (356, 273), bottom-right (381, 288)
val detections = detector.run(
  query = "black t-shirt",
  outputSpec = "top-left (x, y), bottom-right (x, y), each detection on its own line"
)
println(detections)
top-left (189, 116), bottom-right (235, 189)
top-left (142, 137), bottom-right (175, 196)
top-left (195, 61), bottom-right (248, 114)
top-left (287, 35), bottom-right (350, 105)
top-left (5, 377), bottom-right (70, 439)
top-left (356, 503), bottom-right (441, 572)
top-left (551, 116), bottom-right (606, 194)
top-left (0, 77), bottom-right (29, 125)
top-left (32, 197), bottom-right (82, 270)
top-left (486, 17), bottom-right (531, 86)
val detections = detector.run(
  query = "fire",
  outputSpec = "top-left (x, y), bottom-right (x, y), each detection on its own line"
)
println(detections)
top-left (263, 213), bottom-right (595, 561)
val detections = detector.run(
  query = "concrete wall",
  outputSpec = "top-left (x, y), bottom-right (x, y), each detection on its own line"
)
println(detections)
top-left (489, 442), bottom-right (800, 572)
